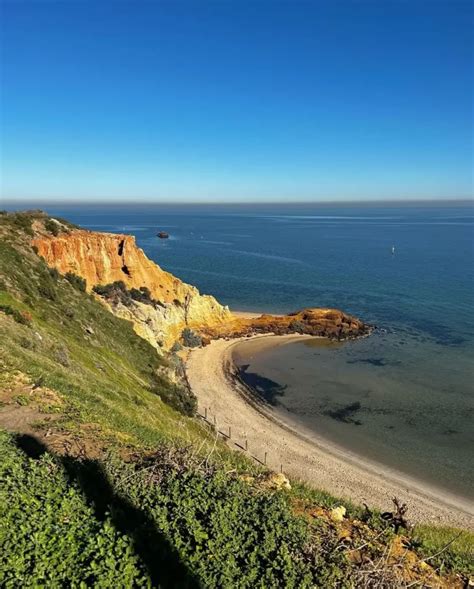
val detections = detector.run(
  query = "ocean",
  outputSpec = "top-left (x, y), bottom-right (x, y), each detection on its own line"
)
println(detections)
top-left (14, 201), bottom-right (474, 500)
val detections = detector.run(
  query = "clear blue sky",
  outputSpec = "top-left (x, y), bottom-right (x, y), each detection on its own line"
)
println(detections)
top-left (1, 0), bottom-right (472, 203)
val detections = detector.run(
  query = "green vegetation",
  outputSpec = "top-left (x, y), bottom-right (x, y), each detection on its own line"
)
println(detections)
top-left (182, 327), bottom-right (203, 348)
top-left (0, 212), bottom-right (200, 444)
top-left (412, 524), bottom-right (474, 577)
top-left (65, 271), bottom-right (87, 292)
top-left (0, 431), bottom-right (149, 587)
top-left (0, 303), bottom-right (31, 325)
top-left (44, 217), bottom-right (60, 236)
top-left (0, 211), bottom-right (472, 587)
top-left (93, 281), bottom-right (164, 308)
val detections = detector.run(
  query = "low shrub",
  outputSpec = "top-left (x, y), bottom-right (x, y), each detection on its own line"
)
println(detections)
top-left (10, 213), bottom-right (34, 236)
top-left (129, 286), bottom-right (154, 304)
top-left (182, 328), bottom-right (202, 348)
top-left (44, 218), bottom-right (60, 236)
top-left (48, 267), bottom-right (60, 281)
top-left (150, 373), bottom-right (197, 416)
top-left (19, 337), bottom-right (35, 350)
top-left (53, 345), bottom-right (70, 367)
top-left (94, 282), bottom-right (164, 309)
top-left (0, 431), bottom-right (149, 587)
top-left (0, 305), bottom-right (31, 325)
top-left (37, 273), bottom-right (57, 301)
top-left (65, 272), bottom-right (87, 292)
top-left (93, 281), bottom-right (132, 306)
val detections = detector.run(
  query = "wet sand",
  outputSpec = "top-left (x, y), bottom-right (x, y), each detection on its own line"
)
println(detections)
top-left (186, 334), bottom-right (474, 529)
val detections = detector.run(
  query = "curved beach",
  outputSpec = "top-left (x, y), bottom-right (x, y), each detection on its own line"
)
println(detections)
top-left (186, 334), bottom-right (474, 529)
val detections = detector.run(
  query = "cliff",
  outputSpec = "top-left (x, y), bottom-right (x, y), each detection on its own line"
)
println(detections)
top-left (32, 229), bottom-right (232, 349)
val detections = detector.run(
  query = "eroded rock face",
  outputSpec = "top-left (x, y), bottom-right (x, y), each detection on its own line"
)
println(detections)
top-left (201, 308), bottom-right (373, 341)
top-left (32, 230), bottom-right (231, 349)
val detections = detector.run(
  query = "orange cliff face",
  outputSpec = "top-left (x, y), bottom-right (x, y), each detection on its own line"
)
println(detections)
top-left (33, 230), bottom-right (190, 304)
top-left (32, 229), bottom-right (232, 349)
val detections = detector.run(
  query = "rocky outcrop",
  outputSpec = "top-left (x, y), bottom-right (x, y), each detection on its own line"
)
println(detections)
top-left (201, 308), bottom-right (372, 341)
top-left (32, 229), bottom-right (231, 349)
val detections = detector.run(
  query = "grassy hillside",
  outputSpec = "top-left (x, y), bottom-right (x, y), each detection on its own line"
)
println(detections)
top-left (0, 211), bottom-right (200, 446)
top-left (0, 211), bottom-right (472, 588)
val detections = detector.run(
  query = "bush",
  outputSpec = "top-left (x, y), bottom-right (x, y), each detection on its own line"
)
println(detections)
top-left (48, 267), bottom-right (60, 281)
top-left (44, 218), bottom-right (60, 236)
top-left (53, 345), bottom-right (70, 367)
top-left (37, 274), bottom-right (57, 301)
top-left (129, 286), bottom-right (154, 304)
top-left (93, 281), bottom-right (132, 306)
top-left (65, 272), bottom-right (87, 292)
top-left (10, 213), bottom-right (34, 236)
top-left (150, 372), bottom-right (197, 416)
top-left (0, 305), bottom-right (31, 325)
top-left (94, 282), bottom-right (165, 309)
top-left (100, 448), bottom-right (314, 588)
top-left (19, 337), bottom-right (35, 350)
top-left (182, 328), bottom-right (202, 348)
top-left (171, 341), bottom-right (183, 353)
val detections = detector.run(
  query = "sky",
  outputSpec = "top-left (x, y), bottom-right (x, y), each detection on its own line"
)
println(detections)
top-left (0, 0), bottom-right (472, 203)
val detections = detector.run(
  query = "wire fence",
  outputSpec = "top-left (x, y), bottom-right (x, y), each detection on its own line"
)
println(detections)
top-left (197, 405), bottom-right (285, 474)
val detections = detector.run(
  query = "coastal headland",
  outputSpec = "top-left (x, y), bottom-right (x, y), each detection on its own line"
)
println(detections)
top-left (30, 219), bottom-right (473, 529)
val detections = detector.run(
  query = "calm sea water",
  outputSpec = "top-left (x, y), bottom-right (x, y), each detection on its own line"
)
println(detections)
top-left (13, 202), bottom-right (474, 499)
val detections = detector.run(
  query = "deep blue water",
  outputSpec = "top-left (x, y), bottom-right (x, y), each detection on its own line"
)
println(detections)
top-left (8, 201), bottom-right (474, 497)
top-left (23, 202), bottom-right (473, 343)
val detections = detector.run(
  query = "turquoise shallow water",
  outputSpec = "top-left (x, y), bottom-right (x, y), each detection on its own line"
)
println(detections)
top-left (12, 201), bottom-right (474, 499)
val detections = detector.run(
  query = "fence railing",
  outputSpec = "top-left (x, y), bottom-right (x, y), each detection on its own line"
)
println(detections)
top-left (197, 405), bottom-right (285, 474)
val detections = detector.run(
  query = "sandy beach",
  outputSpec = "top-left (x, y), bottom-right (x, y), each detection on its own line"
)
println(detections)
top-left (186, 334), bottom-right (474, 529)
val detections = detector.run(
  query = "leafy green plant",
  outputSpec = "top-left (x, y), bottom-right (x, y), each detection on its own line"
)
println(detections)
top-left (0, 431), bottom-right (149, 587)
top-left (65, 271), bottom-right (87, 292)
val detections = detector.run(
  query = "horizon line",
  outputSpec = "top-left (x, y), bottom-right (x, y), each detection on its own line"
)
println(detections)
top-left (2, 197), bottom-right (473, 208)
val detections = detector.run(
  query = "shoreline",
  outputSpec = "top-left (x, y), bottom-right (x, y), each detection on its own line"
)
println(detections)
top-left (186, 334), bottom-right (474, 529)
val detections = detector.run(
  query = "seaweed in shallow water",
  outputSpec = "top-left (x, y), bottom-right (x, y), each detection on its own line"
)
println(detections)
top-left (324, 401), bottom-right (363, 425)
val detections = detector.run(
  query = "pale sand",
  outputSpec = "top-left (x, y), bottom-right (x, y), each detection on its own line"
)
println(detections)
top-left (186, 334), bottom-right (474, 529)
top-left (231, 310), bottom-right (284, 319)
top-left (231, 310), bottom-right (264, 319)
